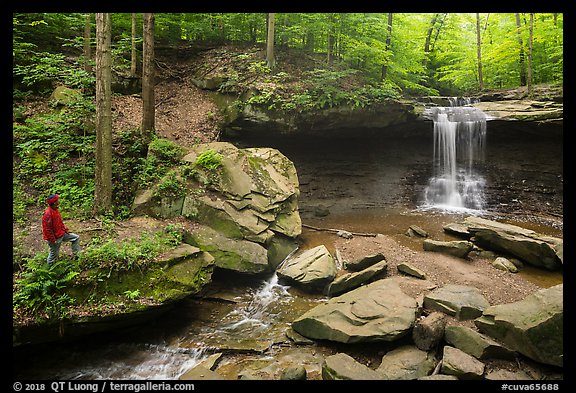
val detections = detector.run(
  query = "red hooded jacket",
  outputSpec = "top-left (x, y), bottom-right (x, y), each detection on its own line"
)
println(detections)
top-left (42, 206), bottom-right (69, 243)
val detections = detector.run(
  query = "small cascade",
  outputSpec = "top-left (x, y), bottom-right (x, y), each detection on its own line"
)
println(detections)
top-left (222, 273), bottom-right (291, 332)
top-left (423, 98), bottom-right (488, 212)
top-left (221, 247), bottom-right (298, 332)
top-left (52, 343), bottom-right (208, 380)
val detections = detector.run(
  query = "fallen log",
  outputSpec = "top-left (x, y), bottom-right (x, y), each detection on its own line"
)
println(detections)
top-left (302, 223), bottom-right (378, 237)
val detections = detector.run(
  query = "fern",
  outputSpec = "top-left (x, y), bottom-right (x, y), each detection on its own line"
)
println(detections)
top-left (13, 256), bottom-right (79, 320)
top-left (195, 149), bottom-right (223, 170)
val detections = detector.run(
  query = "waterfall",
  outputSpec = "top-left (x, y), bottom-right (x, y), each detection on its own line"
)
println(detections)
top-left (423, 98), bottom-right (487, 212)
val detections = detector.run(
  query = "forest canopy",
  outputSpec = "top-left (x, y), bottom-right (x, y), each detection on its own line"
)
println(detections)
top-left (13, 12), bottom-right (563, 96)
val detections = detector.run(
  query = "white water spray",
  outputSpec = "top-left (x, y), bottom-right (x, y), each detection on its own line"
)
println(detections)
top-left (222, 248), bottom-right (298, 331)
top-left (423, 99), bottom-right (488, 212)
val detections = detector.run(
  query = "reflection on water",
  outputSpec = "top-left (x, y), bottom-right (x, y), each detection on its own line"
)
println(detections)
top-left (517, 265), bottom-right (563, 288)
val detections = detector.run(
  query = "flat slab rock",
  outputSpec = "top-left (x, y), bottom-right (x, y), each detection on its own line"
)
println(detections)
top-left (292, 278), bottom-right (417, 343)
top-left (423, 284), bottom-right (490, 320)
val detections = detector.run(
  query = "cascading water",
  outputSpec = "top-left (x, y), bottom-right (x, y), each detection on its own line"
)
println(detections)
top-left (222, 272), bottom-right (292, 333)
top-left (422, 98), bottom-right (488, 212)
top-left (220, 247), bottom-right (298, 333)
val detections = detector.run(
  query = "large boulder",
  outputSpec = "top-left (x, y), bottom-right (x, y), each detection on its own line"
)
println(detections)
top-left (132, 141), bottom-right (302, 272)
top-left (457, 216), bottom-right (563, 270)
top-left (49, 86), bottom-right (82, 106)
top-left (441, 346), bottom-right (485, 380)
top-left (326, 258), bottom-right (388, 297)
top-left (474, 284), bottom-right (563, 367)
top-left (13, 241), bottom-right (215, 346)
top-left (423, 239), bottom-right (474, 258)
top-left (183, 225), bottom-right (269, 274)
top-left (291, 278), bottom-right (417, 343)
top-left (444, 325), bottom-right (517, 360)
top-left (276, 245), bottom-right (337, 292)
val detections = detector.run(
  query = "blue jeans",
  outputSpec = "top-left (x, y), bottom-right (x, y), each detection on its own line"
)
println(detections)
top-left (46, 232), bottom-right (81, 264)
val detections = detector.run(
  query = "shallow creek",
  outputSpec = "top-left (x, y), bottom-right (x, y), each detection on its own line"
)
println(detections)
top-left (13, 207), bottom-right (562, 380)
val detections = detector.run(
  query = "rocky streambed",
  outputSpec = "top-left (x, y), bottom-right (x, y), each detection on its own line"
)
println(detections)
top-left (13, 207), bottom-right (563, 381)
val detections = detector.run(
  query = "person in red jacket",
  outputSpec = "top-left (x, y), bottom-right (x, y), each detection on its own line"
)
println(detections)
top-left (42, 194), bottom-right (81, 264)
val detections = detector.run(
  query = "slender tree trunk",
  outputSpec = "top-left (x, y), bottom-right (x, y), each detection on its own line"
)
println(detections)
top-left (93, 13), bottom-right (113, 215)
top-left (83, 14), bottom-right (92, 73)
top-left (527, 13), bottom-right (534, 95)
top-left (248, 13), bottom-right (257, 43)
top-left (327, 13), bottom-right (338, 64)
top-left (266, 13), bottom-right (276, 70)
top-left (131, 13), bottom-right (137, 77)
top-left (515, 13), bottom-right (527, 86)
top-left (423, 13), bottom-right (439, 66)
top-left (476, 13), bottom-right (484, 91)
top-left (381, 13), bottom-right (393, 81)
top-left (431, 13), bottom-right (447, 52)
top-left (142, 13), bottom-right (155, 133)
top-left (305, 30), bottom-right (314, 51)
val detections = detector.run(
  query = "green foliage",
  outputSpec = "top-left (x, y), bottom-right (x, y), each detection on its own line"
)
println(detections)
top-left (11, 11), bottom-right (563, 330)
top-left (13, 181), bottom-right (34, 224)
top-left (148, 138), bottom-right (185, 163)
top-left (244, 67), bottom-right (403, 113)
top-left (123, 289), bottom-right (140, 301)
top-left (195, 149), bottom-right (223, 170)
top-left (13, 255), bottom-right (79, 321)
top-left (428, 13), bottom-right (563, 93)
top-left (13, 12), bottom-right (563, 98)
top-left (137, 138), bottom-right (185, 188)
top-left (164, 223), bottom-right (184, 245)
top-left (155, 170), bottom-right (187, 199)
top-left (137, 155), bottom-right (163, 187)
top-left (13, 93), bottom-right (97, 220)
top-left (78, 227), bottom-right (182, 274)
top-left (13, 226), bottom-right (183, 322)
top-left (13, 51), bottom-right (95, 92)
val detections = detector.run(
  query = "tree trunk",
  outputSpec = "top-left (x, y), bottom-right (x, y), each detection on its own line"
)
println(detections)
top-left (327, 13), bottom-right (338, 65)
top-left (142, 13), bottom-right (155, 133)
top-left (305, 30), bottom-right (314, 51)
top-left (131, 13), bottom-right (137, 77)
top-left (423, 13), bottom-right (439, 66)
top-left (83, 14), bottom-right (92, 73)
top-left (431, 13), bottom-right (447, 52)
top-left (93, 13), bottom-right (113, 216)
top-left (380, 13), bottom-right (393, 81)
top-left (515, 13), bottom-right (527, 86)
top-left (476, 13), bottom-right (484, 91)
top-left (527, 13), bottom-right (534, 96)
top-left (266, 13), bottom-right (276, 70)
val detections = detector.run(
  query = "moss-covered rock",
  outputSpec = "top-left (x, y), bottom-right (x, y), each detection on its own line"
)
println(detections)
top-left (13, 243), bottom-right (215, 347)
top-left (132, 141), bottom-right (303, 272)
top-left (183, 224), bottom-right (269, 274)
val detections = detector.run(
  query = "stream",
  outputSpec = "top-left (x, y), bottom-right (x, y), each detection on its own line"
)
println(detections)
top-left (12, 209), bottom-right (563, 381)
top-left (13, 118), bottom-right (563, 380)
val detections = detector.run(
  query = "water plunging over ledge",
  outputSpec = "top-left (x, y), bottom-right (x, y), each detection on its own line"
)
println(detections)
top-left (422, 101), bottom-right (488, 213)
